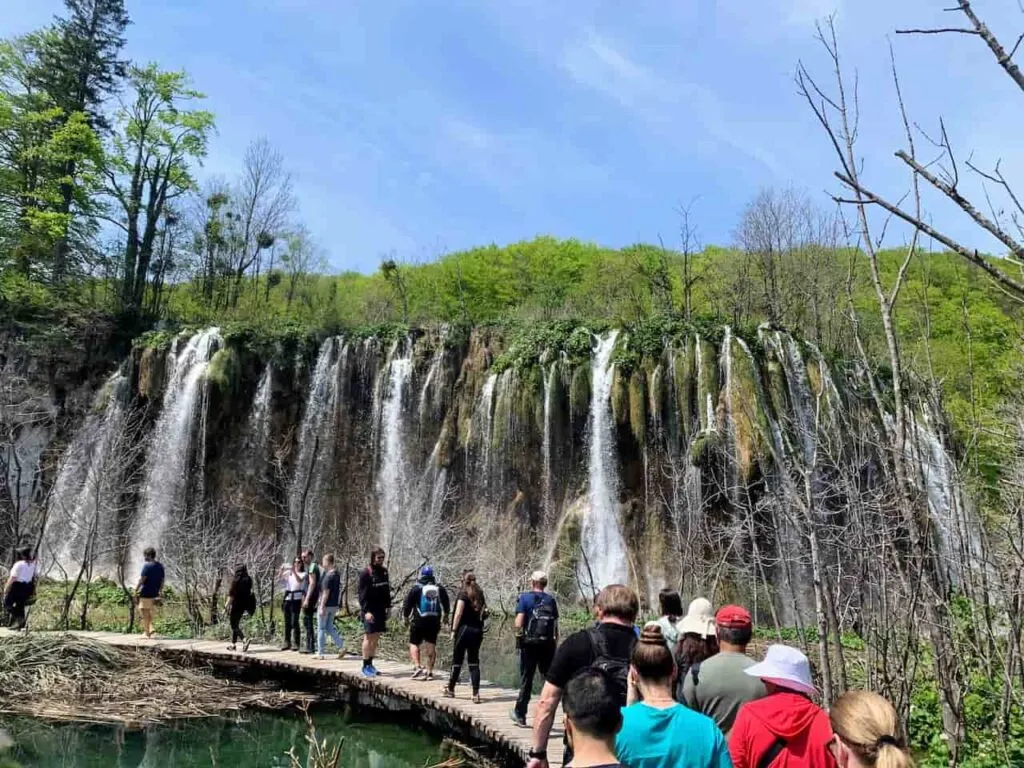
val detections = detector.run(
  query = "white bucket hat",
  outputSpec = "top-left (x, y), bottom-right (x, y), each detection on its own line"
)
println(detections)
top-left (677, 597), bottom-right (716, 637)
top-left (744, 644), bottom-right (818, 695)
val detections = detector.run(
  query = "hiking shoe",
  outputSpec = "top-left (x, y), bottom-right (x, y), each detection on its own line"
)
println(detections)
top-left (472, 694), bottom-right (482, 704)
top-left (242, 639), bottom-right (251, 652)
top-left (368, 664), bottom-right (380, 676)
top-left (442, 687), bottom-right (455, 698)
top-left (425, 671), bottom-right (435, 681)
top-left (411, 668), bottom-right (425, 680)
top-left (361, 665), bottom-right (377, 678)
top-left (298, 648), bottom-right (311, 655)
top-left (227, 644), bottom-right (236, 651)
top-left (280, 644), bottom-right (291, 651)
top-left (509, 710), bottom-right (527, 728)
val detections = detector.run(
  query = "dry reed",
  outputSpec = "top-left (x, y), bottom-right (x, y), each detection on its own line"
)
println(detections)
top-left (0, 633), bottom-right (312, 726)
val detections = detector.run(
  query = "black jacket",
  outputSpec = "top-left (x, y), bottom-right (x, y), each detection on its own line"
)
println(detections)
top-left (358, 565), bottom-right (392, 614)
top-left (401, 577), bottom-right (451, 622)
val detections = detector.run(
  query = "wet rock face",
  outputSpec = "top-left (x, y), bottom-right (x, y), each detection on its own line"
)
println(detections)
top-left (29, 323), bottom-right (961, 621)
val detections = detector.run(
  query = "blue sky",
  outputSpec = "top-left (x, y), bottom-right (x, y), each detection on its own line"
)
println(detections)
top-left (5, 0), bottom-right (1024, 272)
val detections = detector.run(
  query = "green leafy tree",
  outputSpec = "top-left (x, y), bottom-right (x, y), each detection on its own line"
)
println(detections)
top-left (102, 63), bottom-right (214, 315)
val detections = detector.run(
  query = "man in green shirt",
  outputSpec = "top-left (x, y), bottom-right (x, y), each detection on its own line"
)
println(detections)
top-left (682, 604), bottom-right (766, 735)
top-left (300, 548), bottom-right (321, 655)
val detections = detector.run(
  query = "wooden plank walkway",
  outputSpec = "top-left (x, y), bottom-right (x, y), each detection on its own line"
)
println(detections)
top-left (37, 631), bottom-right (565, 765)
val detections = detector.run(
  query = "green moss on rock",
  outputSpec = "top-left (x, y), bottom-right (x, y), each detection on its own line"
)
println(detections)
top-left (611, 368), bottom-right (629, 426)
top-left (203, 347), bottom-right (241, 397)
top-left (628, 369), bottom-right (647, 444)
top-left (137, 347), bottom-right (166, 402)
top-left (569, 363), bottom-right (591, 422)
top-left (673, 341), bottom-right (694, 438)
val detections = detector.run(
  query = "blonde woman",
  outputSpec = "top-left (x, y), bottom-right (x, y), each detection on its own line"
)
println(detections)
top-left (829, 690), bottom-right (915, 768)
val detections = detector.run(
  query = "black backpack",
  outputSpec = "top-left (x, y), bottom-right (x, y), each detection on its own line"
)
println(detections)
top-left (585, 627), bottom-right (635, 705)
top-left (523, 594), bottom-right (557, 645)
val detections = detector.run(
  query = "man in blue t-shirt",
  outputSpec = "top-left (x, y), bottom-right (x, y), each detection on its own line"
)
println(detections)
top-left (135, 547), bottom-right (165, 638)
top-left (511, 570), bottom-right (559, 727)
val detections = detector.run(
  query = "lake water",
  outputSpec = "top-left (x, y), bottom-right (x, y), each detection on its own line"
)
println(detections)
top-left (1, 710), bottom-right (446, 768)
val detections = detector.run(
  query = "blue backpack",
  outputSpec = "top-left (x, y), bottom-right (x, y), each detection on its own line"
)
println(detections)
top-left (418, 584), bottom-right (441, 618)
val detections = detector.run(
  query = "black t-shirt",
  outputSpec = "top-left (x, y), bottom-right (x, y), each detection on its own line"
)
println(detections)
top-left (456, 591), bottom-right (485, 629)
top-left (321, 569), bottom-right (341, 608)
top-left (306, 563), bottom-right (322, 605)
top-left (546, 623), bottom-right (637, 689)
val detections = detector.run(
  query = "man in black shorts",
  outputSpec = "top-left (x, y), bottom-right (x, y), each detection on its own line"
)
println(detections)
top-left (357, 547), bottom-right (391, 678)
top-left (402, 566), bottom-right (450, 680)
top-left (527, 584), bottom-right (638, 768)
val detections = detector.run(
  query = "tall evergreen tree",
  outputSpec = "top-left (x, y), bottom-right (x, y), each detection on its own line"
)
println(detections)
top-left (35, 0), bottom-right (130, 282)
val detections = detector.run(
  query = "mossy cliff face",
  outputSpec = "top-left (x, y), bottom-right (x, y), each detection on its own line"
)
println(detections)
top-left (36, 320), bottom-right (928, 618)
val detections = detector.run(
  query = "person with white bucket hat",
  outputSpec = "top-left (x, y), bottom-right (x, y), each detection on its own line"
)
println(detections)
top-left (673, 597), bottom-right (719, 701)
top-left (728, 645), bottom-right (836, 768)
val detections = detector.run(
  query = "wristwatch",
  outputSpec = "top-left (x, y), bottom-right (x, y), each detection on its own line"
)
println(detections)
top-left (528, 749), bottom-right (547, 759)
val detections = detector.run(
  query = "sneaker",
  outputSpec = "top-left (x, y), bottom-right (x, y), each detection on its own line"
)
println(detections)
top-left (298, 648), bottom-right (311, 655)
top-left (361, 665), bottom-right (376, 678)
top-left (368, 664), bottom-right (380, 676)
top-left (509, 710), bottom-right (527, 728)
top-left (472, 694), bottom-right (482, 704)
top-left (442, 687), bottom-right (455, 698)
top-left (242, 639), bottom-right (251, 653)
top-left (425, 671), bottom-right (435, 681)
top-left (411, 668), bottom-right (425, 680)
top-left (227, 644), bottom-right (236, 651)
top-left (280, 644), bottom-right (291, 651)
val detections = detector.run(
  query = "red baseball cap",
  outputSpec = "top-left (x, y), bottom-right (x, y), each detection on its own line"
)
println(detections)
top-left (716, 605), bottom-right (752, 629)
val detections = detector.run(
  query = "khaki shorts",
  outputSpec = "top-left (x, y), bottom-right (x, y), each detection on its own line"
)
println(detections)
top-left (138, 597), bottom-right (156, 610)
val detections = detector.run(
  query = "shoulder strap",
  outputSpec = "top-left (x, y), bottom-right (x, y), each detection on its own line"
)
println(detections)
top-left (587, 627), bottom-right (608, 658)
top-left (755, 736), bottom-right (787, 768)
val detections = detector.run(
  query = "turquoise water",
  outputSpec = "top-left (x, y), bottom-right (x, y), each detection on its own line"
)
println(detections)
top-left (1, 711), bottom-right (447, 768)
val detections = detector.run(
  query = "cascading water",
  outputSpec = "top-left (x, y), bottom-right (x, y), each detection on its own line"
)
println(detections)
top-left (135, 328), bottom-right (221, 564)
top-left (376, 341), bottom-right (414, 554)
top-left (288, 337), bottom-right (344, 551)
top-left (582, 331), bottom-right (627, 592)
top-left (45, 370), bottom-right (129, 576)
top-left (245, 363), bottom-right (273, 461)
top-left (469, 374), bottom-right (497, 499)
top-left (541, 361), bottom-right (557, 525)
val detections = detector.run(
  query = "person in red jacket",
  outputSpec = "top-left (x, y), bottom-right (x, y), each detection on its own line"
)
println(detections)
top-left (729, 644), bottom-right (836, 768)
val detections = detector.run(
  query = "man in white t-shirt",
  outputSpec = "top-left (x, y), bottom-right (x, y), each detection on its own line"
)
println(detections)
top-left (4, 547), bottom-right (36, 630)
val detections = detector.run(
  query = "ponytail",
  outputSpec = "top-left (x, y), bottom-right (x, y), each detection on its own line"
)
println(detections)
top-left (830, 690), bottom-right (915, 768)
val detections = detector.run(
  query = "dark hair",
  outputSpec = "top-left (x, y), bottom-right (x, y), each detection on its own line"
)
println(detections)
top-left (324, 553), bottom-right (335, 566)
top-left (233, 564), bottom-right (248, 580)
top-left (463, 572), bottom-right (485, 613)
top-left (564, 669), bottom-right (623, 740)
top-left (632, 623), bottom-right (676, 682)
top-left (370, 547), bottom-right (385, 564)
top-left (675, 632), bottom-right (718, 673)
top-left (15, 546), bottom-right (32, 561)
top-left (718, 625), bottom-right (753, 646)
top-left (596, 584), bottom-right (639, 623)
top-left (143, 547), bottom-right (156, 559)
top-left (658, 589), bottom-right (684, 620)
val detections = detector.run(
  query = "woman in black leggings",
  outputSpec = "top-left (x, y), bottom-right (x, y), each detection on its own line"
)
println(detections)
top-left (444, 571), bottom-right (487, 703)
top-left (225, 565), bottom-right (253, 651)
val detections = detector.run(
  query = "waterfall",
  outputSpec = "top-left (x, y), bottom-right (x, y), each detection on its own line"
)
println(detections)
top-left (288, 337), bottom-right (344, 551)
top-left (582, 331), bottom-right (627, 592)
top-left (45, 370), bottom-right (129, 576)
top-left (135, 328), bottom-right (221, 563)
top-left (246, 363), bottom-right (273, 458)
top-left (418, 347), bottom-right (443, 426)
top-left (469, 374), bottom-right (498, 499)
top-left (541, 361), bottom-right (557, 525)
top-left (376, 341), bottom-right (414, 554)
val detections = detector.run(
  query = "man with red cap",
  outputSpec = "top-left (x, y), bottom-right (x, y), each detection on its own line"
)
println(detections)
top-left (729, 644), bottom-right (835, 768)
top-left (683, 604), bottom-right (765, 735)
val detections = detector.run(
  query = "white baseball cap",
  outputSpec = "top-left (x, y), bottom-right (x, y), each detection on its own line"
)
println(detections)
top-left (531, 570), bottom-right (548, 583)
top-left (744, 644), bottom-right (818, 695)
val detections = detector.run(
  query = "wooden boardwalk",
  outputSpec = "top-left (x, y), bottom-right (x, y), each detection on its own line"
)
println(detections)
top-left (48, 631), bottom-right (565, 765)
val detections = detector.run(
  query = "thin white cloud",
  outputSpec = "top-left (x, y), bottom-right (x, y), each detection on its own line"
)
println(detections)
top-left (560, 30), bottom-right (783, 175)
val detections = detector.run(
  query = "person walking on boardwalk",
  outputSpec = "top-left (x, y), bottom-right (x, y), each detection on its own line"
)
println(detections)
top-left (317, 553), bottom-right (345, 660)
top-left (829, 690), bottom-right (914, 768)
top-left (358, 547), bottom-right (391, 677)
top-left (402, 565), bottom-right (450, 681)
top-left (654, 588), bottom-right (684, 650)
top-left (280, 555), bottom-right (307, 651)
top-left (529, 669), bottom-right (625, 768)
top-left (225, 564), bottom-right (255, 652)
top-left (300, 548), bottom-right (321, 654)
top-left (682, 605), bottom-right (765, 736)
top-left (511, 570), bottom-right (559, 728)
top-left (729, 645), bottom-right (835, 768)
top-left (616, 622), bottom-right (732, 768)
top-left (3, 547), bottom-right (36, 630)
top-left (135, 547), bottom-right (165, 638)
top-left (528, 584), bottom-right (639, 768)
top-left (443, 570), bottom-right (488, 703)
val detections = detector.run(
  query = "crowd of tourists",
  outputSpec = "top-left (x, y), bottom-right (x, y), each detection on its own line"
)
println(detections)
top-left (5, 544), bottom-right (917, 768)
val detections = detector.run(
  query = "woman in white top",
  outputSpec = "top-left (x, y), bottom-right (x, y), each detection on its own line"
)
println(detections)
top-left (4, 546), bottom-right (36, 630)
top-left (280, 556), bottom-right (307, 651)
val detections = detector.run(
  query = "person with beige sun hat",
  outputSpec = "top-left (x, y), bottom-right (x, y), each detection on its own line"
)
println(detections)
top-left (673, 597), bottom-right (720, 700)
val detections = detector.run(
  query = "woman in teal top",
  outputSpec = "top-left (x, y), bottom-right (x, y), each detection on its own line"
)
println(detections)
top-left (616, 622), bottom-right (733, 768)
